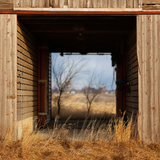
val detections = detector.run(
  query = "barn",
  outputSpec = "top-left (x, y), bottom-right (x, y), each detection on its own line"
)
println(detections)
top-left (0, 0), bottom-right (160, 143)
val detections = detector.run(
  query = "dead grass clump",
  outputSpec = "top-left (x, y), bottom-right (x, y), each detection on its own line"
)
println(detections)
top-left (1, 116), bottom-right (160, 159)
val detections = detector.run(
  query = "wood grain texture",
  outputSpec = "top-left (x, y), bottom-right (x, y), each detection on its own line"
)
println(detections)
top-left (0, 0), bottom-right (13, 10)
top-left (0, 14), bottom-right (17, 134)
top-left (17, 19), bottom-right (38, 121)
top-left (137, 15), bottom-right (160, 143)
top-left (13, 0), bottom-right (140, 8)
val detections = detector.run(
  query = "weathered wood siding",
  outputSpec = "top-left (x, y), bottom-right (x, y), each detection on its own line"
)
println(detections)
top-left (0, 0), bottom-right (13, 10)
top-left (142, 0), bottom-right (160, 10)
top-left (125, 29), bottom-right (138, 121)
top-left (0, 14), bottom-right (17, 132)
top-left (137, 15), bottom-right (160, 143)
top-left (17, 20), bottom-right (38, 121)
top-left (48, 53), bottom-right (51, 118)
top-left (14, 0), bottom-right (141, 8)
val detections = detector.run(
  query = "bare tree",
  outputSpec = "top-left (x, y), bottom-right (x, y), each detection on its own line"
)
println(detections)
top-left (82, 70), bottom-right (106, 118)
top-left (52, 54), bottom-right (87, 116)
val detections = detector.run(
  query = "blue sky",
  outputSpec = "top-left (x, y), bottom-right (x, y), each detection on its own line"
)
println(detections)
top-left (51, 53), bottom-right (116, 91)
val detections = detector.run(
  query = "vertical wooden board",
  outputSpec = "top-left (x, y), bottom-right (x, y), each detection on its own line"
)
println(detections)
top-left (73, 0), bottom-right (79, 8)
top-left (138, 0), bottom-right (142, 8)
top-left (6, 15), bottom-right (12, 128)
top-left (93, 0), bottom-right (97, 8)
top-left (107, 0), bottom-right (111, 8)
top-left (38, 0), bottom-right (44, 7)
top-left (118, 0), bottom-right (126, 8)
top-left (0, 16), bottom-right (2, 125)
top-left (1, 15), bottom-right (7, 131)
top-left (127, 0), bottom-right (134, 8)
top-left (14, 0), bottom-right (20, 7)
top-left (19, 0), bottom-right (24, 7)
top-left (22, 0), bottom-right (31, 7)
top-left (112, 0), bottom-right (117, 8)
top-left (53, 0), bottom-right (59, 8)
top-left (134, 0), bottom-right (138, 8)
top-left (79, 0), bottom-right (84, 8)
top-left (137, 15), bottom-right (142, 140)
top-left (59, 0), bottom-right (64, 8)
top-left (102, 0), bottom-right (108, 8)
top-left (68, 0), bottom-right (73, 8)
top-left (44, 0), bottom-right (49, 7)
top-left (87, 0), bottom-right (93, 8)
top-left (97, 0), bottom-right (102, 8)
top-left (49, 0), bottom-right (53, 7)
top-left (32, 0), bottom-right (38, 7)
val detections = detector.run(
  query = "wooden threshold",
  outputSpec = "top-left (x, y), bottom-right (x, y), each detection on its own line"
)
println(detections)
top-left (1, 8), bottom-right (160, 15)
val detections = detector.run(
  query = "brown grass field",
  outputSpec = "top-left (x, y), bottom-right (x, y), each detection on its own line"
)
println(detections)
top-left (51, 93), bottom-right (116, 120)
top-left (0, 94), bottom-right (160, 160)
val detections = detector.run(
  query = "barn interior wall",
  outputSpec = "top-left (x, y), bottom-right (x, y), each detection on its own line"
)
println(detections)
top-left (0, 14), bottom-right (17, 137)
top-left (17, 20), bottom-right (38, 138)
top-left (125, 28), bottom-right (138, 121)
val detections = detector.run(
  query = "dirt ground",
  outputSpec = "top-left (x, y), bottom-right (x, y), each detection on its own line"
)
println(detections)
top-left (51, 93), bottom-right (116, 120)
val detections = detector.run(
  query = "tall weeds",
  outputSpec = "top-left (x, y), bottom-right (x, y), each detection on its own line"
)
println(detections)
top-left (0, 116), bottom-right (160, 160)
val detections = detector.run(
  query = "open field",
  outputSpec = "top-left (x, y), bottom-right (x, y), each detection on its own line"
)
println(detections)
top-left (51, 93), bottom-right (116, 120)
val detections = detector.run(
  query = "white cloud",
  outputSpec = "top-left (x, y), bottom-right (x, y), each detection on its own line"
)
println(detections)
top-left (51, 53), bottom-right (116, 91)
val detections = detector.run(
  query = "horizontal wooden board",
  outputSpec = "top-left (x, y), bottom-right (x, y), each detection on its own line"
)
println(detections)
top-left (17, 111), bottom-right (37, 121)
top-left (126, 96), bottom-right (138, 103)
top-left (17, 77), bottom-right (38, 86)
top-left (17, 84), bottom-right (38, 91)
top-left (17, 106), bottom-right (38, 115)
top-left (17, 96), bottom-right (38, 102)
top-left (18, 101), bottom-right (38, 108)
top-left (17, 45), bottom-right (38, 62)
top-left (17, 71), bottom-right (38, 81)
top-left (143, 0), bottom-right (160, 4)
top-left (126, 102), bottom-right (139, 109)
top-left (143, 5), bottom-right (160, 10)
top-left (126, 90), bottom-right (138, 97)
top-left (17, 31), bottom-right (37, 52)
top-left (17, 58), bottom-right (38, 72)
top-left (17, 38), bottom-right (37, 56)
top-left (18, 64), bottom-right (38, 76)
top-left (0, 0), bottom-right (13, 10)
top-left (17, 90), bottom-right (38, 96)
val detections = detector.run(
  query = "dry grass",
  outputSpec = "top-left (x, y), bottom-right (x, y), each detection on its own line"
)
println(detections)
top-left (51, 93), bottom-right (116, 119)
top-left (1, 117), bottom-right (160, 160)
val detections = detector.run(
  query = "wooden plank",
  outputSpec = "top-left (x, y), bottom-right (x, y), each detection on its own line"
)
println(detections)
top-left (73, 0), bottom-right (79, 8)
top-left (17, 64), bottom-right (38, 76)
top-left (17, 70), bottom-right (38, 81)
top-left (0, 16), bottom-right (2, 125)
top-left (126, 96), bottom-right (138, 103)
top-left (17, 51), bottom-right (38, 67)
top-left (17, 58), bottom-right (38, 72)
top-left (17, 20), bottom-right (37, 43)
top-left (126, 0), bottom-right (133, 8)
top-left (17, 84), bottom-right (38, 91)
top-left (126, 102), bottom-right (138, 109)
top-left (14, 0), bottom-right (20, 7)
top-left (44, 0), bottom-right (50, 7)
top-left (126, 72), bottom-right (138, 81)
top-left (17, 96), bottom-right (38, 102)
top-left (59, 0), bottom-right (64, 8)
top-left (31, 0), bottom-right (38, 7)
top-left (126, 107), bottom-right (138, 116)
top-left (17, 39), bottom-right (38, 56)
top-left (53, 0), bottom-right (59, 8)
top-left (17, 46), bottom-right (38, 62)
top-left (17, 77), bottom-right (38, 86)
top-left (17, 90), bottom-right (38, 96)
top-left (17, 106), bottom-right (37, 115)
top-left (118, 0), bottom-right (126, 8)
top-left (143, 5), bottom-right (160, 10)
top-left (126, 90), bottom-right (138, 97)
top-left (17, 31), bottom-right (37, 52)
top-left (68, 0), bottom-right (73, 8)
top-left (49, 0), bottom-right (53, 7)
top-left (0, 0), bottom-right (13, 10)
top-left (17, 24), bottom-right (37, 47)
top-left (143, 0), bottom-right (160, 4)
top-left (17, 111), bottom-right (37, 121)
top-left (17, 101), bottom-right (38, 108)
top-left (102, 0), bottom-right (108, 8)
top-left (112, 0), bottom-right (117, 8)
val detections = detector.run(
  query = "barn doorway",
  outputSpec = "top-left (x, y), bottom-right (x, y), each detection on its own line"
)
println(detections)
top-left (17, 15), bottom-right (137, 128)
